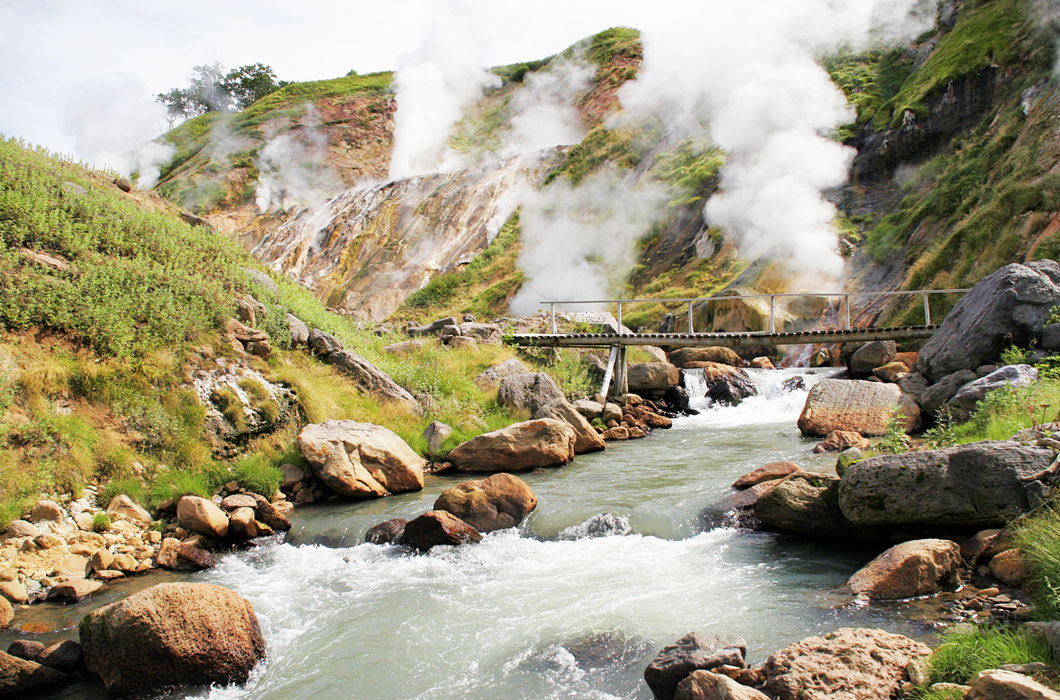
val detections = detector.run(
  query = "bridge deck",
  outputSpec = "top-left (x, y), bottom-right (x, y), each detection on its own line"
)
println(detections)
top-left (507, 325), bottom-right (938, 349)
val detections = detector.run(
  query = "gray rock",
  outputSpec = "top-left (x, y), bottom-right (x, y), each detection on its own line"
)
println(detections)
top-left (286, 314), bottom-right (309, 346)
top-left (675, 670), bottom-right (770, 700)
top-left (849, 340), bottom-right (897, 378)
top-left (474, 359), bottom-right (529, 390)
top-left (461, 323), bottom-right (502, 343)
top-left (322, 350), bottom-right (417, 408)
top-left (839, 442), bottom-right (1055, 528)
top-left (948, 364), bottom-right (1039, 420)
top-left (422, 421), bottom-right (453, 457)
top-left (752, 473), bottom-right (859, 539)
top-left (243, 267), bottom-right (279, 294)
top-left (498, 373), bottom-right (566, 413)
top-left (644, 633), bottom-right (747, 700)
top-left (964, 668), bottom-right (1060, 700)
top-left (407, 317), bottom-right (460, 337)
top-left (920, 369), bottom-right (979, 416)
top-left (918, 260), bottom-right (1060, 381)
top-left (797, 379), bottom-right (918, 437)
top-left (1024, 622), bottom-right (1060, 664)
top-left (1042, 323), bottom-right (1060, 351)
top-left (308, 328), bottom-right (343, 355)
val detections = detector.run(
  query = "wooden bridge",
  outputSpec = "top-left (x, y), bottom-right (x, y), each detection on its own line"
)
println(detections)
top-left (505, 289), bottom-right (967, 400)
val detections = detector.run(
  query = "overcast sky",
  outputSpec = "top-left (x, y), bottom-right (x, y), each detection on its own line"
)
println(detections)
top-left (0, 0), bottom-right (663, 164)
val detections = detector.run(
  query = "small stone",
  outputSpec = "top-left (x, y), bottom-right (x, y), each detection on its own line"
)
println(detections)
top-left (220, 494), bottom-right (258, 511)
top-left (0, 597), bottom-right (11, 628)
top-left (33, 534), bottom-right (64, 549)
top-left (37, 640), bottom-right (82, 673)
top-left (88, 549), bottom-right (114, 574)
top-left (0, 582), bottom-right (28, 604)
top-left (2, 520), bottom-right (38, 539)
top-left (6, 640), bottom-right (44, 662)
top-left (989, 549), bottom-right (1031, 585)
top-left (95, 570), bottom-right (125, 581)
top-left (29, 500), bottom-right (64, 523)
top-left (111, 554), bottom-right (138, 573)
top-left (46, 579), bottom-right (103, 603)
top-left (279, 463), bottom-right (304, 489)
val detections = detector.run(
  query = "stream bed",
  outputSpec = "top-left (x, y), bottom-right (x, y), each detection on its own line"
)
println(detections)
top-left (7, 368), bottom-right (943, 699)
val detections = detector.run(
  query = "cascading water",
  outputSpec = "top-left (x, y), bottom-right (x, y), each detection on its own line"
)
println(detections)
top-left (5, 368), bottom-right (934, 699)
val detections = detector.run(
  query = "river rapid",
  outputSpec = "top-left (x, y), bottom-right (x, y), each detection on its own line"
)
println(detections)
top-left (10, 368), bottom-right (939, 699)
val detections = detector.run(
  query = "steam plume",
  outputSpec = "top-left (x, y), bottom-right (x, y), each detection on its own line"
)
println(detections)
top-left (255, 104), bottom-right (341, 211)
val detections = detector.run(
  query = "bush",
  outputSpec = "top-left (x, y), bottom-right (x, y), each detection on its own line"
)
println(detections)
top-left (1016, 504), bottom-right (1060, 619)
top-left (91, 512), bottom-right (111, 532)
top-left (233, 454), bottom-right (282, 497)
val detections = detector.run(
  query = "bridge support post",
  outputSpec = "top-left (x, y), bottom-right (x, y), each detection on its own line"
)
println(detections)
top-left (614, 346), bottom-right (628, 396)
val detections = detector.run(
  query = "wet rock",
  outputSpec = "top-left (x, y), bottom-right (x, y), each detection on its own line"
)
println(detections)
top-left (47, 580), bottom-right (104, 603)
top-left (918, 260), bottom-right (1060, 381)
top-left (801, 379), bottom-right (920, 436)
top-left (752, 473), bottom-right (855, 539)
top-left (813, 430), bottom-right (871, 453)
top-left (965, 668), bottom-right (1060, 699)
top-left (0, 649), bottom-right (68, 695)
top-left (37, 640), bottom-right (82, 674)
top-left (29, 500), bottom-right (64, 523)
top-left (298, 420), bottom-right (426, 498)
top-left (0, 598), bottom-right (10, 628)
top-left (399, 511), bottom-right (482, 551)
top-left (749, 357), bottom-right (775, 370)
top-left (873, 361), bottom-right (910, 383)
top-left (364, 519), bottom-right (408, 545)
top-left (228, 508), bottom-right (263, 539)
top-left (838, 442), bottom-right (1054, 528)
top-left (155, 538), bottom-right (216, 571)
top-left (79, 582), bottom-right (266, 697)
top-left (176, 496), bottom-right (230, 539)
top-left (782, 376), bottom-right (805, 392)
top-left (948, 365), bottom-right (1039, 421)
top-left (434, 473), bottom-right (538, 533)
top-left (675, 670), bottom-right (770, 700)
top-left (628, 363), bottom-right (681, 392)
top-left (733, 462), bottom-right (802, 490)
top-left (989, 548), bottom-right (1031, 585)
top-left (447, 419), bottom-right (576, 472)
top-left (847, 539), bottom-right (962, 600)
top-left (669, 347), bottom-right (742, 368)
top-left (559, 513), bottom-right (632, 539)
top-left (321, 349), bottom-right (417, 408)
top-left (7, 640), bottom-right (44, 662)
top-left (534, 399), bottom-right (606, 454)
top-left (764, 627), bottom-right (930, 700)
top-left (253, 499), bottom-right (291, 532)
top-left (689, 362), bottom-right (757, 406)
top-left (849, 340), bottom-right (897, 378)
top-left (474, 359), bottom-right (529, 390)
top-left (920, 369), bottom-right (979, 416)
top-left (644, 633), bottom-right (747, 700)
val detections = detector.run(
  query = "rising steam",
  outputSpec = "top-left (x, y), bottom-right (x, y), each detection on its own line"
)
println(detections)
top-left (255, 104), bottom-right (341, 211)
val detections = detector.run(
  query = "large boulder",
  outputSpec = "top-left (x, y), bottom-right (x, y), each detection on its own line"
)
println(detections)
top-left (675, 670), bottom-right (770, 700)
top-left (534, 399), bottom-right (606, 454)
top-left (947, 364), bottom-right (1039, 421)
top-left (920, 369), bottom-right (979, 416)
top-left (498, 372), bottom-right (566, 413)
top-left (733, 462), bottom-right (803, 490)
top-left (644, 633), bottom-right (747, 700)
top-left (797, 379), bottom-right (918, 437)
top-left (764, 628), bottom-right (930, 700)
top-left (669, 347), bottom-right (742, 368)
top-left (434, 473), bottom-right (538, 533)
top-left (918, 260), bottom-right (1060, 381)
top-left (176, 496), bottom-right (229, 539)
top-left (751, 473), bottom-right (857, 539)
top-left (628, 363), bottom-right (681, 392)
top-left (446, 419), bottom-right (577, 472)
top-left (847, 539), bottom-right (963, 600)
top-left (838, 442), bottom-right (1055, 528)
top-left (155, 538), bottom-right (216, 571)
top-left (297, 420), bottom-right (425, 498)
top-left (0, 650), bottom-right (68, 695)
top-left (79, 582), bottom-right (266, 697)
top-left (849, 340), bottom-right (897, 378)
top-left (474, 359), bottom-right (529, 390)
top-left (286, 314), bottom-right (309, 346)
top-left (399, 511), bottom-right (482, 551)
top-left (107, 494), bottom-right (153, 524)
top-left (321, 349), bottom-right (417, 409)
top-left (688, 362), bottom-right (757, 406)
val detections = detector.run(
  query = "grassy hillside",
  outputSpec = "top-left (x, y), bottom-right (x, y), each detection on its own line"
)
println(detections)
top-left (0, 137), bottom-right (529, 526)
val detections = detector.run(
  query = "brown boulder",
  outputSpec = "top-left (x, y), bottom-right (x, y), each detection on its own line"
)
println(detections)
top-left (79, 582), bottom-right (266, 697)
top-left (220, 494), bottom-right (258, 510)
top-left (47, 580), bottom-right (104, 603)
top-left (253, 499), bottom-right (291, 531)
top-left (534, 399), bottom-right (606, 454)
top-left (751, 473), bottom-right (854, 539)
top-left (176, 496), bottom-right (229, 539)
top-left (675, 670), bottom-right (770, 700)
top-left (155, 538), bottom-right (216, 571)
top-left (603, 426), bottom-right (630, 440)
top-left (0, 597), bottom-right (10, 629)
top-left (228, 508), bottom-right (263, 539)
top-left (749, 357), bottom-right (775, 370)
top-left (37, 640), bottom-right (83, 673)
top-left (399, 511), bottom-right (483, 551)
top-left (364, 519), bottom-right (408, 545)
top-left (669, 347), bottom-right (742, 367)
top-left (0, 650), bottom-right (68, 695)
top-left (6, 640), bottom-right (43, 661)
top-left (434, 473), bottom-right (538, 532)
top-left (764, 628), bottom-right (930, 700)
top-left (847, 539), bottom-right (963, 600)
top-left (812, 430), bottom-right (870, 454)
top-left (645, 633), bottom-right (747, 700)
top-left (298, 420), bottom-right (426, 498)
top-left (872, 361), bottom-right (910, 383)
top-left (628, 363), bottom-right (681, 392)
top-left (107, 494), bottom-right (153, 524)
top-left (733, 462), bottom-right (802, 490)
top-left (989, 548), bottom-right (1031, 585)
top-left (447, 419), bottom-right (576, 472)
top-left (797, 379), bottom-right (917, 437)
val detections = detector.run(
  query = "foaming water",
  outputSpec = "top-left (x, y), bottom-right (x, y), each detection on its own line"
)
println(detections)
top-left (681, 366), bottom-right (842, 428)
top-left (7, 368), bottom-right (932, 699)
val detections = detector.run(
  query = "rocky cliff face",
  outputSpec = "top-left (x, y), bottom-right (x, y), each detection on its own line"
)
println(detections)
top-left (245, 151), bottom-right (561, 321)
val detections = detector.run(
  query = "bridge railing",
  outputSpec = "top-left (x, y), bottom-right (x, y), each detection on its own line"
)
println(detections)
top-left (539, 289), bottom-right (970, 335)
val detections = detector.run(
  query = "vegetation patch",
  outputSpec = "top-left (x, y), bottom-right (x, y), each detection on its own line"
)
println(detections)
top-left (926, 625), bottom-right (1052, 685)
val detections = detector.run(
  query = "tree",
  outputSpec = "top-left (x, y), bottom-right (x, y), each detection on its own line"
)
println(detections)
top-left (157, 62), bottom-right (285, 123)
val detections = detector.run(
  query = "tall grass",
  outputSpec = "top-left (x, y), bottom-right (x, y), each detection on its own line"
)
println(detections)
top-left (1016, 504), bottom-right (1060, 619)
top-left (928, 626), bottom-right (1052, 684)
top-left (923, 376), bottom-right (1060, 447)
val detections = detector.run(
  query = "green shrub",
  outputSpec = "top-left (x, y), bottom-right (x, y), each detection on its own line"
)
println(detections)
top-left (928, 625), bottom-right (1051, 684)
top-left (233, 453), bottom-right (282, 497)
top-left (91, 512), bottom-right (111, 532)
top-left (1016, 504), bottom-right (1060, 619)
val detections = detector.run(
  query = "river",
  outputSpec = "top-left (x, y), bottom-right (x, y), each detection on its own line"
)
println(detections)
top-left (8, 367), bottom-right (939, 699)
